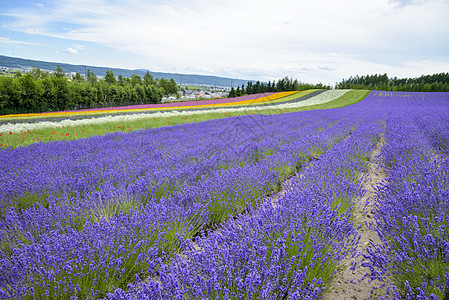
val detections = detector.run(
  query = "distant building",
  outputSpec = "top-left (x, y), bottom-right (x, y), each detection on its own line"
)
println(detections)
top-left (176, 88), bottom-right (228, 100)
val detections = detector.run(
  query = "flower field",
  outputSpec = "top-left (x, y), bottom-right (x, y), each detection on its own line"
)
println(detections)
top-left (358, 92), bottom-right (449, 299)
top-left (0, 90), bottom-right (308, 133)
top-left (0, 89), bottom-right (361, 148)
top-left (0, 91), bottom-right (297, 121)
top-left (0, 90), bottom-right (448, 299)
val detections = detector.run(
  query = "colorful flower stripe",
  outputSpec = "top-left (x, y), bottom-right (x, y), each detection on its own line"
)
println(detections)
top-left (252, 89), bottom-right (320, 105)
top-left (121, 91), bottom-right (296, 111)
top-left (0, 90), bottom-right (342, 134)
top-left (187, 91), bottom-right (297, 107)
top-left (0, 92), bottom-right (289, 119)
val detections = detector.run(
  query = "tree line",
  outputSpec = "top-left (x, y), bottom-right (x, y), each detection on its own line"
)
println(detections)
top-left (0, 67), bottom-right (178, 115)
top-left (336, 73), bottom-right (449, 92)
top-left (228, 77), bottom-right (330, 98)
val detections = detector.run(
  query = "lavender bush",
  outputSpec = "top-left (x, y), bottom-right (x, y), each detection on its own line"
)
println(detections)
top-left (0, 108), bottom-right (360, 298)
top-left (1, 90), bottom-right (448, 299)
top-left (358, 91), bottom-right (449, 299)
top-left (106, 107), bottom-right (386, 299)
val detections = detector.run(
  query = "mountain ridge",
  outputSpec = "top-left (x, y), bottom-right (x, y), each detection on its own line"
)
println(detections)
top-left (0, 55), bottom-right (253, 87)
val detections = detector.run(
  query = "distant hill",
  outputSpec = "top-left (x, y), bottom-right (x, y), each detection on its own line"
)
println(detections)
top-left (0, 55), bottom-right (253, 87)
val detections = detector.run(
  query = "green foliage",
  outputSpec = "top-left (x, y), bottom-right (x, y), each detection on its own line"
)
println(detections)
top-left (19, 73), bottom-right (44, 112)
top-left (130, 74), bottom-right (142, 86)
top-left (72, 72), bottom-right (84, 82)
top-left (396, 258), bottom-right (448, 299)
top-left (336, 72), bottom-right (449, 92)
top-left (229, 77), bottom-right (331, 98)
top-left (54, 65), bottom-right (65, 78)
top-left (87, 69), bottom-right (97, 84)
top-left (10, 192), bottom-right (50, 212)
top-left (158, 77), bottom-right (178, 95)
top-left (143, 71), bottom-right (155, 86)
top-left (0, 77), bottom-right (21, 110)
top-left (30, 68), bottom-right (44, 80)
top-left (0, 68), bottom-right (172, 114)
top-left (104, 70), bottom-right (117, 85)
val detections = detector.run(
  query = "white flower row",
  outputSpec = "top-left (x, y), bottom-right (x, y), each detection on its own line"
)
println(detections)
top-left (234, 89), bottom-right (350, 112)
top-left (268, 89), bottom-right (351, 109)
top-left (0, 90), bottom-right (351, 133)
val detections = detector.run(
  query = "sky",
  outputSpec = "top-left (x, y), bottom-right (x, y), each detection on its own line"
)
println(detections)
top-left (0, 0), bottom-right (448, 84)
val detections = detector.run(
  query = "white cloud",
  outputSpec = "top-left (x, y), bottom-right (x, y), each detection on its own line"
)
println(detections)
top-left (64, 47), bottom-right (79, 55)
top-left (73, 44), bottom-right (86, 50)
top-left (2, 0), bottom-right (449, 83)
top-left (0, 36), bottom-right (39, 46)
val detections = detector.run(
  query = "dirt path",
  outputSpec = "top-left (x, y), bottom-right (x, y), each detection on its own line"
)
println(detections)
top-left (324, 138), bottom-right (387, 300)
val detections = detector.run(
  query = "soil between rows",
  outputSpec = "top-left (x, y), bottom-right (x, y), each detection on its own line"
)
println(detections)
top-left (145, 142), bottom-right (386, 298)
top-left (324, 138), bottom-right (387, 300)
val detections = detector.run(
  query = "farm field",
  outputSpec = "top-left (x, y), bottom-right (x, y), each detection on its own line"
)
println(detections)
top-left (0, 89), bottom-right (363, 148)
top-left (0, 90), bottom-right (448, 299)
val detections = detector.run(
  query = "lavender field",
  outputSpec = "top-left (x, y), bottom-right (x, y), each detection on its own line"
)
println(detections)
top-left (0, 91), bottom-right (448, 299)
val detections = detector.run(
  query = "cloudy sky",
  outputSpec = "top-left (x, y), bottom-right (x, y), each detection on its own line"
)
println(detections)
top-left (1, 0), bottom-right (448, 84)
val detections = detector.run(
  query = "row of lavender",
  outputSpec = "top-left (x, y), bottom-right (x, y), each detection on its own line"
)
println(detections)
top-left (0, 109), bottom-right (360, 298)
top-left (107, 110), bottom-right (385, 299)
top-left (106, 91), bottom-right (449, 299)
top-left (358, 91), bottom-right (449, 299)
top-left (1, 91), bottom-right (447, 299)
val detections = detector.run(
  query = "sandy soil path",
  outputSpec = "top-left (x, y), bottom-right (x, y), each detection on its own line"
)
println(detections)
top-left (324, 138), bottom-right (387, 300)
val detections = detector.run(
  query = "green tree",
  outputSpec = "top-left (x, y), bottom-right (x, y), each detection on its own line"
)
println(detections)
top-left (144, 85), bottom-right (154, 103)
top-left (153, 86), bottom-right (164, 103)
top-left (87, 69), bottom-right (97, 84)
top-left (0, 77), bottom-right (21, 111)
top-left (130, 74), bottom-right (142, 86)
top-left (117, 74), bottom-right (125, 86)
top-left (30, 68), bottom-right (42, 80)
top-left (104, 70), bottom-right (116, 85)
top-left (229, 87), bottom-right (236, 98)
top-left (72, 72), bottom-right (84, 82)
top-left (69, 82), bottom-right (84, 108)
top-left (135, 85), bottom-right (146, 102)
top-left (107, 85), bottom-right (119, 103)
top-left (41, 77), bottom-right (56, 110)
top-left (236, 86), bottom-right (242, 97)
top-left (116, 85), bottom-right (126, 103)
top-left (157, 78), bottom-right (178, 95)
top-left (54, 65), bottom-right (65, 78)
top-left (246, 82), bottom-right (253, 94)
top-left (167, 78), bottom-right (178, 95)
top-left (19, 73), bottom-right (44, 111)
top-left (124, 85), bottom-right (137, 102)
top-left (143, 71), bottom-right (155, 86)
top-left (83, 84), bottom-right (97, 107)
top-left (52, 77), bottom-right (70, 110)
